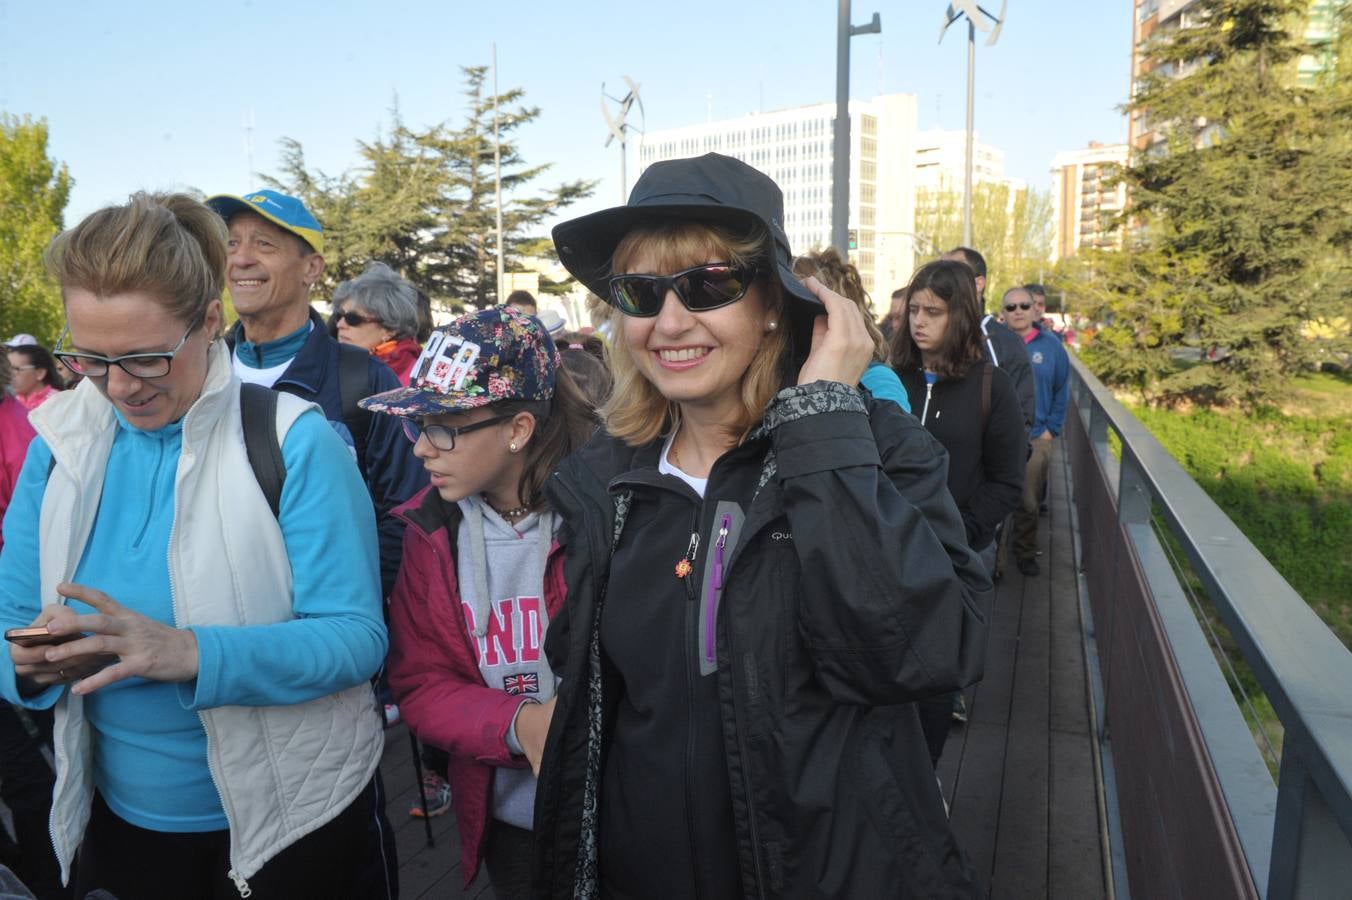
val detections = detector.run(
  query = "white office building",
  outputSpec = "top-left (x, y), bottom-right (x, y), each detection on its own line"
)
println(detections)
top-left (640, 93), bottom-right (920, 297)
top-left (914, 128), bottom-right (1022, 193)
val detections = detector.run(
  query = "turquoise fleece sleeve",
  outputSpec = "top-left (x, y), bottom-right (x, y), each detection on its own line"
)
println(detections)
top-left (862, 360), bottom-right (912, 414)
top-left (0, 438), bottom-right (61, 709)
top-left (186, 408), bottom-right (388, 709)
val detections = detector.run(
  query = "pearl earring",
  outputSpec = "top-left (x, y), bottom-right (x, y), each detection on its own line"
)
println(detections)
top-left (509, 442), bottom-right (518, 453)
top-left (766, 321), bottom-right (778, 332)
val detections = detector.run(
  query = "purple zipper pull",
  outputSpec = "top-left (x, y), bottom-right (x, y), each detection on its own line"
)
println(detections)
top-left (712, 516), bottom-right (730, 589)
top-left (707, 515), bottom-right (731, 664)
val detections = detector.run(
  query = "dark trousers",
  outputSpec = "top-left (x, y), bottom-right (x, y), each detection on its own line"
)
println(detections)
top-left (72, 780), bottom-right (374, 900)
top-left (483, 821), bottom-right (534, 900)
top-left (0, 705), bottom-right (68, 900)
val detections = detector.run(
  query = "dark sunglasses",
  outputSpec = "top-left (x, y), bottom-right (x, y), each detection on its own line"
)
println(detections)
top-left (1004, 302), bottom-right (1033, 312)
top-left (402, 413), bottom-right (514, 451)
top-left (607, 263), bottom-right (757, 317)
top-left (336, 311), bottom-right (381, 328)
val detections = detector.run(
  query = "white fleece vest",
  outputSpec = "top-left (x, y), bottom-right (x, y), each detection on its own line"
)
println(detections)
top-left (29, 341), bottom-right (384, 891)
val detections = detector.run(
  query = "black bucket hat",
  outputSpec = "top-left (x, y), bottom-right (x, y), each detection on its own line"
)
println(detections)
top-left (552, 153), bottom-right (823, 329)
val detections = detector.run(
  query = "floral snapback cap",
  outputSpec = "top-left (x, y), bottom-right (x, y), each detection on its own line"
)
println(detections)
top-left (358, 305), bottom-right (561, 417)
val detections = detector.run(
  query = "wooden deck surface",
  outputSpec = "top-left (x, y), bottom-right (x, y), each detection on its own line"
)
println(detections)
top-left (383, 441), bottom-right (1110, 899)
top-left (937, 440), bottom-right (1110, 899)
top-left (379, 725), bottom-right (495, 900)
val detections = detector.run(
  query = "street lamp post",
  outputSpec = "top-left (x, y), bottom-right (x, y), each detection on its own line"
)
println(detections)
top-left (939, 1), bottom-right (1007, 248)
top-left (832, 1), bottom-right (881, 257)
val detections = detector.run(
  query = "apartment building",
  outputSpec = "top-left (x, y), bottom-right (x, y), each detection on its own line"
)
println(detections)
top-left (1050, 143), bottom-right (1129, 261)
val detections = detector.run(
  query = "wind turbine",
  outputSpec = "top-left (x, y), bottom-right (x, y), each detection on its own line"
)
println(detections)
top-left (603, 78), bottom-right (645, 203)
top-left (939, 1), bottom-right (1007, 247)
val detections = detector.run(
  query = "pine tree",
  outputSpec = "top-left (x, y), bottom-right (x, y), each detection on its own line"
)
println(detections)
top-left (0, 115), bottom-right (71, 345)
top-left (431, 66), bottom-right (595, 308)
top-left (263, 71), bottom-right (595, 313)
top-left (1083, 0), bottom-right (1352, 407)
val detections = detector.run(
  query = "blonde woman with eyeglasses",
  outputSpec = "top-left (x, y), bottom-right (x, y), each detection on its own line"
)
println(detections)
top-left (0, 192), bottom-right (388, 898)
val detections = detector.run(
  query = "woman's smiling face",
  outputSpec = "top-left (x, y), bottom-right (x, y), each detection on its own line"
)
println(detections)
top-left (620, 245), bottom-right (772, 425)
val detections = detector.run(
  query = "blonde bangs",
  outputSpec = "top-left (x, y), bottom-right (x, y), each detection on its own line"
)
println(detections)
top-left (600, 220), bottom-right (792, 447)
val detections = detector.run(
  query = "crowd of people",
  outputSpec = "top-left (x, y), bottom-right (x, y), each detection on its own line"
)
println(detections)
top-left (0, 151), bottom-right (1071, 899)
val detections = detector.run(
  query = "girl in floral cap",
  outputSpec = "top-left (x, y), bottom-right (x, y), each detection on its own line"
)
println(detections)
top-left (359, 306), bottom-right (596, 898)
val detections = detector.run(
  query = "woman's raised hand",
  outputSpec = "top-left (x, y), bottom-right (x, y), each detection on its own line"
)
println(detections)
top-left (38, 582), bottom-right (200, 695)
top-left (796, 275), bottom-right (874, 388)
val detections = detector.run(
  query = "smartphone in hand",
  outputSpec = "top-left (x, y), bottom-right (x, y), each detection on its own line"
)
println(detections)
top-left (5, 627), bottom-right (81, 648)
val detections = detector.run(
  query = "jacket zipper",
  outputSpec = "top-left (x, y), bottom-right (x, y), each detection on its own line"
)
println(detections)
top-left (722, 538), bottom-right (768, 896)
top-left (49, 454), bottom-right (78, 882)
top-left (921, 381), bottom-right (935, 426)
top-left (707, 515), bottom-right (730, 664)
top-left (170, 444), bottom-right (252, 898)
top-left (130, 438), bottom-right (165, 550)
top-left (681, 516), bottom-right (704, 900)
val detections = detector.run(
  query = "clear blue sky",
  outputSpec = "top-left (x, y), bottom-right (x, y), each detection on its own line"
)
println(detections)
top-left (0, 0), bottom-right (1131, 227)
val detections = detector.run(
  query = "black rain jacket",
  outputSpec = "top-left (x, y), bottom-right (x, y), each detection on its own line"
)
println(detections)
top-left (533, 382), bottom-right (992, 899)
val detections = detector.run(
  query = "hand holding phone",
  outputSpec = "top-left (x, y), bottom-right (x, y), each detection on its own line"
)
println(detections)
top-left (8, 606), bottom-right (106, 686)
top-left (5, 626), bottom-right (82, 648)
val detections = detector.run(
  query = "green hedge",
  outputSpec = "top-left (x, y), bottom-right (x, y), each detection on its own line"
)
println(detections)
top-left (1129, 392), bottom-right (1352, 645)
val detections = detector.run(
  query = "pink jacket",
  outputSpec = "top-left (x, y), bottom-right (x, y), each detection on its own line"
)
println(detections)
top-left (0, 395), bottom-right (36, 553)
top-left (387, 486), bottom-right (567, 886)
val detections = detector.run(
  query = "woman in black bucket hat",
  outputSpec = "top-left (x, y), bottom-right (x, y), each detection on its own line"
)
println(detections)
top-left (533, 153), bottom-right (991, 899)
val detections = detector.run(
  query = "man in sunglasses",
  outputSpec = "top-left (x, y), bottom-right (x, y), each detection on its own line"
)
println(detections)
top-left (1024, 283), bottom-right (1065, 343)
top-left (1002, 286), bottom-right (1069, 578)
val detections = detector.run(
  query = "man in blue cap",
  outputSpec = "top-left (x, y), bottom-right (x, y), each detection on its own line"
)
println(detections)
top-left (207, 189), bottom-right (424, 900)
top-left (205, 189), bottom-right (426, 590)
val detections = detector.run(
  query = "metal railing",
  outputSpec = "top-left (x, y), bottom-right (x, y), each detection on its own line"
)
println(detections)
top-left (1064, 354), bottom-right (1352, 900)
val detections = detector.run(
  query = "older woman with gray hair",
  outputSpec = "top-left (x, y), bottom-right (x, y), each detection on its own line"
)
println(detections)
top-left (332, 262), bottom-right (423, 384)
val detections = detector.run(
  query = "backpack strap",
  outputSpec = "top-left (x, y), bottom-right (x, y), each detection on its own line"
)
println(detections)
top-left (336, 343), bottom-right (372, 477)
top-left (981, 361), bottom-right (993, 430)
top-left (240, 383), bottom-right (285, 518)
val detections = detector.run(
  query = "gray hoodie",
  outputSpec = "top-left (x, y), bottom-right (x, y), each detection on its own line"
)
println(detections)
top-left (457, 496), bottom-right (558, 829)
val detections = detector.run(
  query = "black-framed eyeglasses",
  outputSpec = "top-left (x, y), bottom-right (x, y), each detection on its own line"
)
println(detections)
top-left (336, 311), bottom-right (381, 328)
top-left (53, 317), bottom-right (203, 379)
top-left (607, 263), bottom-right (757, 318)
top-left (402, 413), bottom-right (514, 451)
top-left (1004, 302), bottom-right (1033, 312)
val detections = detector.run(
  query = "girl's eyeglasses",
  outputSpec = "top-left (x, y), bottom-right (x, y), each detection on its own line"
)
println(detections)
top-left (402, 413), bottom-right (514, 451)
top-left (606, 263), bottom-right (757, 318)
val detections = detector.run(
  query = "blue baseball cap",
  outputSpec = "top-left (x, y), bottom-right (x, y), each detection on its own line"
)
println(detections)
top-left (205, 189), bottom-right (324, 254)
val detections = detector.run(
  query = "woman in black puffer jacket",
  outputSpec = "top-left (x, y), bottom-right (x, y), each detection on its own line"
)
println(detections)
top-left (530, 154), bottom-right (993, 900)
